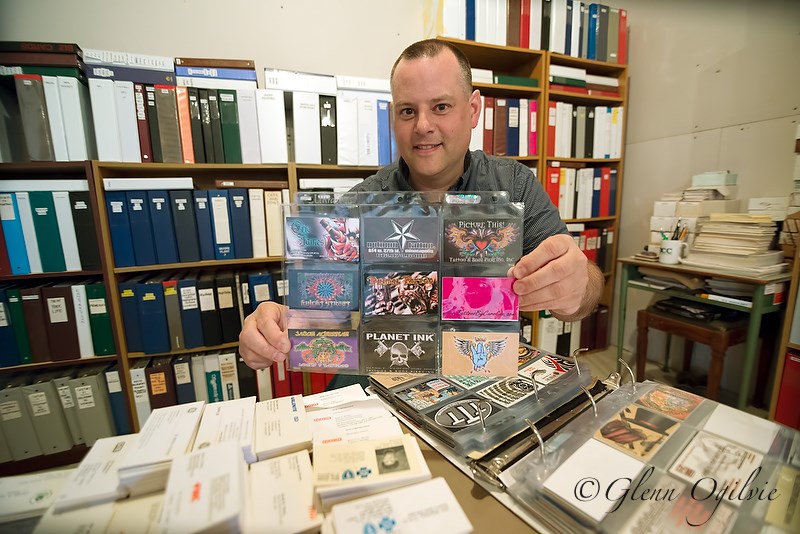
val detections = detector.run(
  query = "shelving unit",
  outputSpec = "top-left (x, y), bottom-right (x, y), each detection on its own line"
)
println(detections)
top-left (770, 250), bottom-right (800, 428)
top-left (440, 37), bottom-right (628, 349)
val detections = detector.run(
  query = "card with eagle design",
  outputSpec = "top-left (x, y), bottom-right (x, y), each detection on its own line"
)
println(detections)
top-left (442, 218), bottom-right (522, 264)
top-left (288, 329), bottom-right (359, 371)
top-left (441, 331), bottom-right (519, 377)
top-left (286, 266), bottom-right (359, 311)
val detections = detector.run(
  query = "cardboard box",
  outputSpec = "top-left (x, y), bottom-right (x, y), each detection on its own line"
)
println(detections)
top-left (690, 171), bottom-right (738, 187)
top-left (745, 197), bottom-right (790, 210)
top-left (675, 200), bottom-right (739, 218)
top-left (653, 201), bottom-right (677, 217)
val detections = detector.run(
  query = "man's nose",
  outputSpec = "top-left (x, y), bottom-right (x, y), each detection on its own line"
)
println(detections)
top-left (415, 110), bottom-right (434, 133)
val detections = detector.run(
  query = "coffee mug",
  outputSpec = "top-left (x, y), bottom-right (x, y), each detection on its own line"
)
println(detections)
top-left (658, 240), bottom-right (686, 264)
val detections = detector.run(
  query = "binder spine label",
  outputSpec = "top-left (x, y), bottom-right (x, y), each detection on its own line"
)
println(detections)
top-left (75, 385), bottom-right (96, 409)
top-left (0, 401), bottom-right (22, 420)
top-left (47, 297), bottom-right (69, 323)
top-left (28, 392), bottom-right (51, 416)
top-left (57, 386), bottom-right (75, 408)
top-left (88, 298), bottom-right (107, 314)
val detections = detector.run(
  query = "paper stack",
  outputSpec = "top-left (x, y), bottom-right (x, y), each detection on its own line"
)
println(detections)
top-left (160, 441), bottom-right (247, 533)
top-left (308, 397), bottom-right (403, 448)
top-left (313, 433), bottom-right (431, 511)
top-left (253, 394), bottom-right (312, 461)
top-left (302, 383), bottom-right (367, 411)
top-left (0, 469), bottom-right (72, 523)
top-left (52, 434), bottom-right (137, 513)
top-left (192, 396), bottom-right (257, 464)
top-left (117, 401), bottom-right (205, 496)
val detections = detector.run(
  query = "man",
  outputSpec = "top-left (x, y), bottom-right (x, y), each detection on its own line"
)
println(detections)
top-left (239, 39), bottom-right (604, 372)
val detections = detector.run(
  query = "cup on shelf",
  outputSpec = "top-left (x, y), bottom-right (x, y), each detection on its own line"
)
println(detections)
top-left (658, 240), bottom-right (686, 265)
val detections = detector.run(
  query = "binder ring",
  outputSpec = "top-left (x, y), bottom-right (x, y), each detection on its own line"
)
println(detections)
top-left (477, 399), bottom-right (491, 431)
top-left (571, 348), bottom-right (589, 374)
top-left (617, 358), bottom-right (637, 392)
top-left (524, 418), bottom-right (546, 462)
top-left (580, 385), bottom-right (598, 417)
top-left (530, 370), bottom-right (547, 401)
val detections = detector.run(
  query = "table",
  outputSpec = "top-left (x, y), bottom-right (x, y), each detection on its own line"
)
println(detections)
top-left (616, 257), bottom-right (791, 409)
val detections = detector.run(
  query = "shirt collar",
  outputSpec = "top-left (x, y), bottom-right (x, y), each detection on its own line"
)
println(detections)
top-left (395, 152), bottom-right (473, 192)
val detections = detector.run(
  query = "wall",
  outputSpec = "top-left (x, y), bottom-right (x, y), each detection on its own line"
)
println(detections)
top-left (3, 0), bottom-right (800, 390)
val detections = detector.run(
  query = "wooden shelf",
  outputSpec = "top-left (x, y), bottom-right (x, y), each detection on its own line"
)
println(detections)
top-left (549, 52), bottom-right (627, 75)
top-left (0, 161), bottom-right (90, 175)
top-left (436, 37), bottom-right (544, 75)
top-left (473, 82), bottom-right (540, 97)
top-left (127, 342), bottom-right (240, 360)
top-left (546, 157), bottom-right (622, 164)
top-left (0, 355), bottom-right (118, 374)
top-left (114, 257), bottom-right (283, 274)
top-left (788, 342), bottom-right (800, 352)
top-left (547, 90), bottom-right (624, 104)
top-left (0, 270), bottom-right (103, 282)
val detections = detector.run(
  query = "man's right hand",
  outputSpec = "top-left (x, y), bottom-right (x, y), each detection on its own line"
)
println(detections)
top-left (239, 301), bottom-right (291, 369)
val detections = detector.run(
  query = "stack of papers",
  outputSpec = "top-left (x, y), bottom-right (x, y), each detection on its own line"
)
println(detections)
top-left (313, 433), bottom-right (431, 511)
top-left (0, 469), bottom-right (72, 523)
top-left (192, 396), bottom-right (257, 463)
top-left (254, 394), bottom-right (312, 461)
top-left (308, 397), bottom-right (402, 447)
top-left (302, 383), bottom-right (367, 411)
top-left (117, 401), bottom-right (205, 497)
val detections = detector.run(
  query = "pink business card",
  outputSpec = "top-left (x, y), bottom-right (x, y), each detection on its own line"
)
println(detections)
top-left (441, 276), bottom-right (519, 321)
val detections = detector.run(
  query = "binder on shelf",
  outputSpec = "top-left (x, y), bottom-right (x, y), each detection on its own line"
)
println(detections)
top-left (136, 273), bottom-right (171, 355)
top-left (128, 357), bottom-right (152, 429)
top-left (69, 280), bottom-right (94, 358)
top-left (198, 272), bottom-right (223, 347)
top-left (217, 89), bottom-right (242, 164)
top-left (126, 190), bottom-right (157, 266)
top-left (169, 189), bottom-right (200, 263)
top-left (0, 290), bottom-right (20, 367)
top-left (175, 86), bottom-right (194, 164)
top-left (70, 363), bottom-right (116, 446)
top-left (42, 282), bottom-right (82, 361)
top-left (0, 374), bottom-right (43, 460)
top-left (118, 273), bottom-right (147, 354)
top-left (217, 351), bottom-right (240, 401)
top-left (104, 363), bottom-right (132, 435)
top-left (13, 191), bottom-right (43, 273)
top-left (187, 87), bottom-right (205, 163)
top-left (14, 74), bottom-right (55, 161)
top-left (85, 280), bottom-right (116, 356)
top-left (248, 188), bottom-right (268, 258)
top-left (0, 193), bottom-right (31, 274)
top-left (255, 88), bottom-right (289, 164)
top-left (146, 356), bottom-right (178, 409)
top-left (192, 189), bottom-right (216, 261)
top-left (28, 191), bottom-right (67, 272)
top-left (190, 354), bottom-right (209, 403)
top-left (68, 191), bottom-right (101, 270)
top-left (20, 285), bottom-right (52, 363)
top-left (147, 190), bottom-right (179, 264)
top-left (104, 190), bottom-right (135, 268)
top-left (5, 287), bottom-right (33, 364)
top-left (172, 355), bottom-right (196, 404)
top-left (236, 88), bottom-right (261, 164)
top-left (162, 274), bottom-right (184, 351)
top-left (215, 270), bottom-right (241, 344)
top-left (228, 188), bottom-right (252, 259)
top-left (51, 368), bottom-right (84, 445)
top-left (204, 352), bottom-right (224, 403)
top-left (208, 189), bottom-right (235, 260)
top-left (41, 75), bottom-right (69, 161)
top-left (208, 89), bottom-right (225, 163)
top-left (177, 274), bottom-right (204, 349)
top-left (50, 191), bottom-right (82, 271)
top-left (319, 94), bottom-right (337, 165)
top-left (22, 373), bottom-right (74, 454)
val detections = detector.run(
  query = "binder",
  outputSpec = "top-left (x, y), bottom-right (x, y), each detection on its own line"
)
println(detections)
top-left (70, 363), bottom-right (116, 445)
top-left (190, 354), bottom-right (209, 403)
top-left (5, 287), bottom-right (33, 364)
top-left (70, 280), bottom-right (94, 358)
top-left (128, 357), bottom-right (152, 429)
top-left (208, 89), bottom-right (226, 163)
top-left (162, 275), bottom-right (184, 351)
top-left (14, 191), bottom-right (43, 273)
top-left (237, 356), bottom-right (258, 399)
top-left (0, 374), bottom-right (43, 460)
top-left (104, 190), bottom-right (136, 268)
top-left (126, 190), bottom-right (157, 266)
top-left (506, 98), bottom-right (520, 156)
top-left (215, 270), bottom-right (241, 344)
top-left (0, 289), bottom-right (20, 366)
top-left (42, 283), bottom-right (82, 361)
top-left (14, 74), bottom-right (55, 161)
top-left (187, 87), bottom-right (205, 163)
top-left (147, 190), bottom-right (179, 264)
top-left (193, 189), bottom-right (216, 261)
top-left (177, 274), bottom-right (204, 349)
top-left (169, 190), bottom-right (200, 263)
top-left (247, 270), bottom-right (276, 312)
top-left (68, 191), bottom-right (101, 270)
top-left (217, 88), bottom-right (242, 163)
top-left (20, 285), bottom-right (52, 363)
top-left (0, 193), bottom-right (31, 274)
top-left (146, 356), bottom-right (178, 409)
top-left (198, 88), bottom-right (215, 163)
top-left (228, 188), bottom-right (252, 259)
top-left (51, 368), bottom-right (84, 445)
top-left (172, 355), bottom-right (197, 404)
top-left (85, 280), bottom-right (115, 355)
top-left (320, 94), bottom-right (338, 165)
top-left (208, 189), bottom-right (235, 259)
top-left (118, 274), bottom-right (148, 354)
top-left (104, 364), bottom-right (132, 435)
top-left (376, 99), bottom-right (391, 166)
top-left (136, 274), bottom-right (171, 354)
top-left (22, 372), bottom-right (74, 454)
top-left (204, 352), bottom-right (224, 403)
top-left (154, 85), bottom-right (182, 163)
top-left (248, 189), bottom-right (267, 258)
top-left (217, 351), bottom-right (240, 401)
top-left (28, 191), bottom-right (67, 272)
top-left (198, 272), bottom-right (223, 347)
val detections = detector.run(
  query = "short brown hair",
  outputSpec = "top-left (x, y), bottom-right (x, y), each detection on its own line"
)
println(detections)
top-left (390, 39), bottom-right (473, 95)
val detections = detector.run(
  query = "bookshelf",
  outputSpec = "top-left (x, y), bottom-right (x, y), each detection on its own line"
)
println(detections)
top-left (770, 250), bottom-right (800, 428)
top-left (439, 38), bottom-right (628, 350)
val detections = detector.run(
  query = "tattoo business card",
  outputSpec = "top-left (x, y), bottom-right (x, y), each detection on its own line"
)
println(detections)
top-left (288, 329), bottom-right (359, 371)
top-left (442, 218), bottom-right (521, 263)
top-left (441, 276), bottom-right (519, 321)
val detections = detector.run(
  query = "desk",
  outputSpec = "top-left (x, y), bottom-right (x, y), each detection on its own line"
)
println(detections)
top-left (616, 258), bottom-right (791, 409)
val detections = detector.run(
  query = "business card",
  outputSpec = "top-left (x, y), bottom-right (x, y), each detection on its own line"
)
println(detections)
top-left (286, 267), bottom-right (359, 311)
top-left (440, 331), bottom-right (519, 377)
top-left (361, 330), bottom-right (438, 373)
top-left (288, 329), bottom-right (359, 371)
top-left (441, 276), bottom-right (519, 321)
top-left (361, 216), bottom-right (439, 262)
top-left (363, 271), bottom-right (438, 316)
top-left (426, 395), bottom-right (503, 431)
top-left (285, 216), bottom-right (360, 261)
top-left (442, 217), bottom-right (521, 263)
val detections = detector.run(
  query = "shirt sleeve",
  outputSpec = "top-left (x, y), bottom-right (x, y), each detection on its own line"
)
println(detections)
top-left (514, 163), bottom-right (569, 255)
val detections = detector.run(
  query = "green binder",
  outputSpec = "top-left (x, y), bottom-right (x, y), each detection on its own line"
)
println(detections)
top-left (28, 191), bottom-right (66, 272)
top-left (85, 281), bottom-right (116, 355)
top-left (5, 288), bottom-right (32, 364)
top-left (217, 89), bottom-right (242, 164)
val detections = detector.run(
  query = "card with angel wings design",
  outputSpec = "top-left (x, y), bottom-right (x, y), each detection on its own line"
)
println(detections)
top-left (441, 331), bottom-right (519, 377)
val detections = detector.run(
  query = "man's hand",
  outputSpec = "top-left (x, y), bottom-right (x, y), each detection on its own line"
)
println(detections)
top-left (509, 233), bottom-right (603, 320)
top-left (239, 301), bottom-right (291, 369)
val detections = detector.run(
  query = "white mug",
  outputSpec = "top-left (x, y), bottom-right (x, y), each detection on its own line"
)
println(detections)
top-left (658, 240), bottom-right (686, 264)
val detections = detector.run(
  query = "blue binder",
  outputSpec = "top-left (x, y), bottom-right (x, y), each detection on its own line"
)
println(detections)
top-left (126, 191), bottom-right (157, 266)
top-left (172, 355), bottom-right (197, 404)
top-left (587, 3), bottom-right (600, 60)
top-left (228, 188), bottom-right (252, 259)
top-left (118, 274), bottom-right (147, 353)
top-left (0, 193), bottom-right (30, 274)
top-left (147, 191), bottom-right (179, 264)
top-left (247, 271), bottom-right (276, 311)
top-left (609, 169), bottom-right (618, 216)
top-left (465, 0), bottom-right (476, 41)
top-left (192, 190), bottom-right (215, 261)
top-left (377, 100), bottom-right (391, 166)
top-left (105, 191), bottom-right (136, 268)
top-left (591, 167), bottom-right (602, 218)
top-left (104, 364), bottom-right (132, 435)
top-left (506, 98), bottom-right (520, 156)
top-left (207, 190), bottom-right (235, 260)
top-left (177, 275), bottom-right (204, 349)
top-left (136, 275), bottom-right (171, 354)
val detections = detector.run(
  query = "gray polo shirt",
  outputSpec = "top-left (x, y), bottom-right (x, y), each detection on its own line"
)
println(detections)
top-left (349, 150), bottom-right (567, 255)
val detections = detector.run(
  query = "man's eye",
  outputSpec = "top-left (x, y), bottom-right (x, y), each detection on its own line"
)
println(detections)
top-left (435, 103), bottom-right (450, 112)
top-left (400, 108), bottom-right (414, 117)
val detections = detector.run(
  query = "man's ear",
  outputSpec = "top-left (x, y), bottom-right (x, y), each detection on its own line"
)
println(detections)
top-left (469, 89), bottom-right (481, 128)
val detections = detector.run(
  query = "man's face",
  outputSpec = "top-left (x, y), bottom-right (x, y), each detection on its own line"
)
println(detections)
top-left (391, 50), bottom-right (481, 191)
